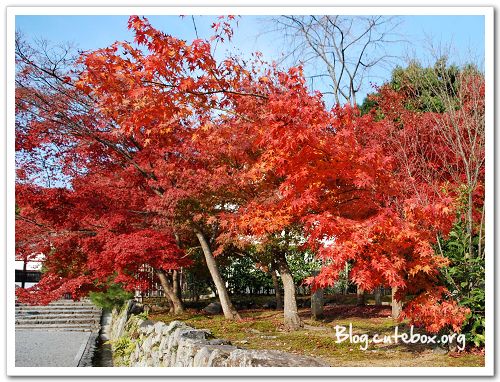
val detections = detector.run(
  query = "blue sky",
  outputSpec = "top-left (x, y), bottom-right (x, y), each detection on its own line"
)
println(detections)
top-left (15, 14), bottom-right (485, 104)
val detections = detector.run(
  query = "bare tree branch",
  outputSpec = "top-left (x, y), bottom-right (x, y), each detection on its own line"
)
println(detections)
top-left (268, 15), bottom-right (405, 106)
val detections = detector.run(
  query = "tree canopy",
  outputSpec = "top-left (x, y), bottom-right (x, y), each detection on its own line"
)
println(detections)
top-left (15, 16), bottom-right (484, 336)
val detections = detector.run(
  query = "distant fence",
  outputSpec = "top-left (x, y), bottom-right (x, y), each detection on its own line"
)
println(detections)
top-left (134, 264), bottom-right (166, 300)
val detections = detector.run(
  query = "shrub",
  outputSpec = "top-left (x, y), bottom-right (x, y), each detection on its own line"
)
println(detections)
top-left (89, 283), bottom-right (133, 311)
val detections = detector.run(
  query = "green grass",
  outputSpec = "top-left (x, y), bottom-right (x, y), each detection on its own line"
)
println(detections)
top-left (148, 304), bottom-right (485, 367)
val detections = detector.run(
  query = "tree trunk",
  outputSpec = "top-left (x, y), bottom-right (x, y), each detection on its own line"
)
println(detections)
top-left (160, 285), bottom-right (174, 313)
top-left (374, 286), bottom-right (382, 306)
top-left (391, 287), bottom-right (402, 319)
top-left (172, 269), bottom-right (182, 302)
top-left (311, 288), bottom-right (324, 320)
top-left (356, 286), bottom-right (365, 306)
top-left (276, 252), bottom-right (303, 330)
top-left (270, 267), bottom-right (283, 310)
top-left (167, 297), bottom-right (175, 314)
top-left (172, 233), bottom-right (184, 302)
top-left (343, 262), bottom-right (349, 295)
top-left (155, 269), bottom-right (184, 314)
top-left (466, 190), bottom-right (474, 260)
top-left (478, 204), bottom-right (485, 259)
top-left (194, 227), bottom-right (241, 320)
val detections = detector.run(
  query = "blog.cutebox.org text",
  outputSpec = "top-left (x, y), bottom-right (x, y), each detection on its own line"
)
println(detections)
top-left (333, 323), bottom-right (466, 351)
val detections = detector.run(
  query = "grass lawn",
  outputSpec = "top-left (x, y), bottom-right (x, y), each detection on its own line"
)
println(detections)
top-left (148, 303), bottom-right (484, 367)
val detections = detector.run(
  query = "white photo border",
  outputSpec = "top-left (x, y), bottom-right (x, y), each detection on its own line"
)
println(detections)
top-left (5, 2), bottom-right (495, 378)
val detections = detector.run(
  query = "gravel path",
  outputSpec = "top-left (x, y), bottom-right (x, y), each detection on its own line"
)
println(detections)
top-left (15, 330), bottom-right (92, 367)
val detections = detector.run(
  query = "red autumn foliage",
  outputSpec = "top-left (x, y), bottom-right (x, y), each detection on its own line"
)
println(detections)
top-left (15, 177), bottom-right (190, 304)
top-left (15, 16), bottom-right (480, 333)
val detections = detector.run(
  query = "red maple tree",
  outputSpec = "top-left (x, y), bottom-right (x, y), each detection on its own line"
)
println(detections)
top-left (15, 16), bottom-right (476, 334)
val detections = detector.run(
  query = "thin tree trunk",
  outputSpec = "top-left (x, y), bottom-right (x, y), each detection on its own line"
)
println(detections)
top-left (270, 266), bottom-right (283, 310)
top-left (374, 286), bottom-right (382, 306)
top-left (193, 227), bottom-right (241, 320)
top-left (163, 292), bottom-right (174, 313)
top-left (466, 190), bottom-right (474, 260)
top-left (172, 233), bottom-right (184, 302)
top-left (172, 269), bottom-right (182, 302)
top-left (344, 262), bottom-right (349, 295)
top-left (276, 252), bottom-right (303, 330)
top-left (478, 204), bottom-right (485, 259)
top-left (311, 286), bottom-right (324, 320)
top-left (356, 286), bottom-right (365, 306)
top-left (391, 287), bottom-right (402, 319)
top-left (158, 277), bottom-right (174, 313)
top-left (155, 269), bottom-right (184, 314)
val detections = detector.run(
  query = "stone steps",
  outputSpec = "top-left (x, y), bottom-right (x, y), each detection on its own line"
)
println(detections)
top-left (16, 307), bottom-right (100, 314)
top-left (16, 317), bottom-right (101, 325)
top-left (45, 302), bottom-right (95, 305)
top-left (15, 299), bottom-right (102, 333)
top-left (15, 312), bottom-right (101, 319)
top-left (16, 302), bottom-right (97, 308)
top-left (16, 300), bottom-right (94, 306)
top-left (15, 323), bottom-right (99, 332)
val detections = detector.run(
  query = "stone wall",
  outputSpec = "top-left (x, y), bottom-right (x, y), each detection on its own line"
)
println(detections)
top-left (109, 301), bottom-right (328, 367)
